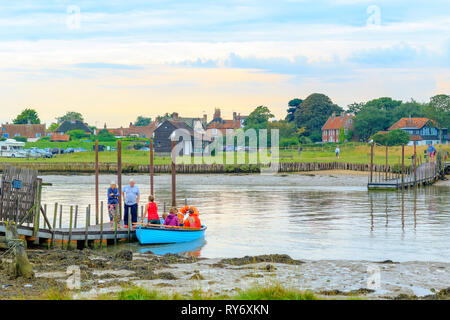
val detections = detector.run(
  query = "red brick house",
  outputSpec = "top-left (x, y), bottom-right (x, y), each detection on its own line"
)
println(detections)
top-left (1, 123), bottom-right (46, 140)
top-left (107, 122), bottom-right (158, 139)
top-left (206, 109), bottom-right (242, 140)
top-left (321, 113), bottom-right (354, 143)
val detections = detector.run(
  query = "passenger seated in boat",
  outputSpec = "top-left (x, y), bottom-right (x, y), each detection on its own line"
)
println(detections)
top-left (145, 195), bottom-right (160, 225)
top-left (161, 212), bottom-right (168, 224)
top-left (184, 208), bottom-right (201, 228)
top-left (164, 207), bottom-right (180, 227)
top-left (178, 205), bottom-right (198, 225)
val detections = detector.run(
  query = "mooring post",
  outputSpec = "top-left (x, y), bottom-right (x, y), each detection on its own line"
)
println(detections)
top-left (95, 139), bottom-right (99, 225)
top-left (84, 205), bottom-right (89, 248)
top-left (74, 205), bottom-right (78, 229)
top-left (33, 178), bottom-right (42, 244)
top-left (117, 140), bottom-right (122, 221)
top-left (150, 138), bottom-right (154, 196)
top-left (68, 205), bottom-right (73, 249)
top-left (100, 202), bottom-right (103, 248)
top-left (370, 143), bottom-right (374, 183)
top-left (385, 145), bottom-right (388, 180)
top-left (51, 202), bottom-right (58, 247)
top-left (59, 204), bottom-right (62, 229)
top-left (414, 141), bottom-right (417, 186)
top-left (171, 140), bottom-right (176, 207)
top-left (127, 211), bottom-right (131, 242)
top-left (401, 144), bottom-right (405, 189)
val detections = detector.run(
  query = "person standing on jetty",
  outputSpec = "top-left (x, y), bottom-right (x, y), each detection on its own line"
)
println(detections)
top-left (122, 179), bottom-right (140, 228)
top-left (427, 144), bottom-right (437, 163)
top-left (107, 181), bottom-right (120, 229)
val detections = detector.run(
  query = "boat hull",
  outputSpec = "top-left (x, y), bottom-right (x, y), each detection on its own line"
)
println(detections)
top-left (136, 225), bottom-right (206, 244)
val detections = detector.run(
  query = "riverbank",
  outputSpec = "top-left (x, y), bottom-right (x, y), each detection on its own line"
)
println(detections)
top-left (0, 161), bottom-right (398, 175)
top-left (1, 249), bottom-right (449, 300)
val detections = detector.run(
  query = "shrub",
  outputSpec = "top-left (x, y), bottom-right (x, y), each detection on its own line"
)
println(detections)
top-left (13, 136), bottom-right (27, 142)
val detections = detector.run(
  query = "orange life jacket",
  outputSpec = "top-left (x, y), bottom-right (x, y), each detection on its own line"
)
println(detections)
top-left (184, 213), bottom-right (201, 228)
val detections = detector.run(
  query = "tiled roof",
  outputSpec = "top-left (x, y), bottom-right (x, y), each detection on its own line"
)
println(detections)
top-left (56, 120), bottom-right (91, 133)
top-left (389, 118), bottom-right (436, 130)
top-left (207, 119), bottom-right (241, 130)
top-left (50, 134), bottom-right (70, 142)
top-left (1, 123), bottom-right (46, 138)
top-left (322, 114), bottom-right (353, 130)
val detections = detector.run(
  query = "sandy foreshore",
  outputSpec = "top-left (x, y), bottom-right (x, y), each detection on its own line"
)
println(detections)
top-left (1, 249), bottom-right (449, 300)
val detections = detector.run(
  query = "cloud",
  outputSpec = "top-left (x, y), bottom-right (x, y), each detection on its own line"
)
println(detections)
top-left (73, 63), bottom-right (143, 70)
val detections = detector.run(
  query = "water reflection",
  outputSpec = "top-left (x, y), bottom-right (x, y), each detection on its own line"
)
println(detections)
top-left (37, 174), bottom-right (450, 262)
top-left (138, 238), bottom-right (206, 257)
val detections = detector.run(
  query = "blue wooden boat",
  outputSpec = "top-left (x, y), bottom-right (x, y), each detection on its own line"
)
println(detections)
top-left (135, 224), bottom-right (207, 245)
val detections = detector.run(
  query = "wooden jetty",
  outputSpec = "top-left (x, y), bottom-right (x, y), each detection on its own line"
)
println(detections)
top-left (367, 143), bottom-right (445, 190)
top-left (0, 137), bottom-right (182, 250)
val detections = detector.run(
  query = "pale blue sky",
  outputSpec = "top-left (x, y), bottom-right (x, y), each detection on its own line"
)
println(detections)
top-left (0, 0), bottom-right (449, 126)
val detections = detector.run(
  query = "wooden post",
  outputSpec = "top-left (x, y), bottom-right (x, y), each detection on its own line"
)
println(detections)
top-left (59, 205), bottom-right (62, 229)
top-left (74, 205), bottom-right (78, 229)
top-left (68, 206), bottom-right (73, 249)
top-left (401, 144), bottom-right (405, 189)
top-left (370, 143), bottom-right (374, 183)
top-left (414, 141), bottom-right (417, 186)
top-left (95, 139), bottom-right (99, 225)
top-left (51, 202), bottom-right (58, 247)
top-left (33, 179), bottom-right (42, 244)
top-left (100, 201), bottom-right (104, 248)
top-left (171, 140), bottom-right (176, 207)
top-left (128, 211), bottom-right (131, 242)
top-left (150, 138), bottom-right (154, 196)
top-left (385, 145), bottom-right (388, 180)
top-left (84, 205), bottom-right (89, 247)
top-left (117, 140), bottom-right (122, 221)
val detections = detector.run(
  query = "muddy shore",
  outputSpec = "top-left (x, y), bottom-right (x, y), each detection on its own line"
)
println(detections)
top-left (1, 249), bottom-right (449, 300)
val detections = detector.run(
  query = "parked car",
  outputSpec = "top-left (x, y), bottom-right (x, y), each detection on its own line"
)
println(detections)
top-left (74, 148), bottom-right (87, 153)
top-left (50, 148), bottom-right (64, 154)
top-left (92, 145), bottom-right (106, 152)
top-left (65, 148), bottom-right (75, 153)
top-left (29, 147), bottom-right (52, 158)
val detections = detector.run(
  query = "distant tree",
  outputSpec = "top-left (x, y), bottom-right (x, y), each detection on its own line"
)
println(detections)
top-left (430, 94), bottom-right (450, 112)
top-left (13, 136), bottom-right (27, 142)
top-left (339, 126), bottom-right (345, 143)
top-left (156, 113), bottom-right (175, 122)
top-left (57, 111), bottom-right (84, 123)
top-left (346, 102), bottom-right (364, 115)
top-left (66, 129), bottom-right (90, 140)
top-left (13, 109), bottom-right (40, 124)
top-left (391, 99), bottom-right (426, 120)
top-left (244, 106), bottom-right (274, 129)
top-left (97, 129), bottom-right (116, 141)
top-left (365, 97), bottom-right (402, 112)
top-left (267, 120), bottom-right (296, 139)
top-left (426, 94), bottom-right (450, 129)
top-left (354, 106), bottom-right (389, 141)
top-left (373, 129), bottom-right (410, 146)
top-left (286, 98), bottom-right (303, 122)
top-left (47, 123), bottom-right (59, 132)
top-left (293, 93), bottom-right (343, 142)
top-left (134, 116), bottom-right (152, 126)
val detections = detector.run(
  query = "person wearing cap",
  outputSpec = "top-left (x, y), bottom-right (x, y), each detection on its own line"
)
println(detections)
top-left (184, 208), bottom-right (201, 228)
top-left (122, 179), bottom-right (140, 228)
top-left (107, 181), bottom-right (120, 229)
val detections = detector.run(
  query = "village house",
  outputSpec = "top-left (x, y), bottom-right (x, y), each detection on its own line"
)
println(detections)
top-left (153, 119), bottom-right (195, 154)
top-left (107, 121), bottom-right (158, 139)
top-left (321, 112), bottom-right (354, 143)
top-left (206, 109), bottom-right (243, 140)
top-left (387, 117), bottom-right (447, 146)
top-left (55, 119), bottom-right (91, 135)
top-left (0, 122), bottom-right (47, 141)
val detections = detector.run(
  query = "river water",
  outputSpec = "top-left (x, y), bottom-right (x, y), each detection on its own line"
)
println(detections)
top-left (38, 173), bottom-right (450, 262)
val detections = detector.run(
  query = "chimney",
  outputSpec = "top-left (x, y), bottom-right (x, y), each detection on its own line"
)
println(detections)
top-left (233, 112), bottom-right (237, 120)
top-left (172, 112), bottom-right (179, 120)
top-left (129, 122), bottom-right (133, 128)
top-left (203, 114), bottom-right (207, 124)
top-left (213, 108), bottom-right (221, 120)
top-left (332, 112), bottom-right (336, 119)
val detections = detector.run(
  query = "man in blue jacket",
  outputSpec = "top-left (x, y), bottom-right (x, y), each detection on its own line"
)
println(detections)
top-left (122, 179), bottom-right (140, 228)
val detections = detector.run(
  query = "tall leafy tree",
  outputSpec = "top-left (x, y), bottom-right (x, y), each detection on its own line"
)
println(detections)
top-left (13, 108), bottom-right (41, 124)
top-left (286, 98), bottom-right (303, 122)
top-left (134, 116), bottom-right (152, 126)
top-left (244, 106), bottom-right (274, 129)
top-left (293, 93), bottom-right (343, 142)
top-left (57, 111), bottom-right (84, 123)
top-left (353, 106), bottom-right (389, 141)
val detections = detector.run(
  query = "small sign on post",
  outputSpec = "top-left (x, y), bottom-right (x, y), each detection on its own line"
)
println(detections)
top-left (13, 179), bottom-right (22, 190)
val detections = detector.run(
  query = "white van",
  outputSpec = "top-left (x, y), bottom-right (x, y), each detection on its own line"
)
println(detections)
top-left (0, 139), bottom-right (26, 158)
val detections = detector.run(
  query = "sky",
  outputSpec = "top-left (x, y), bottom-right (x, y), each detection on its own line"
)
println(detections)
top-left (0, 0), bottom-right (449, 127)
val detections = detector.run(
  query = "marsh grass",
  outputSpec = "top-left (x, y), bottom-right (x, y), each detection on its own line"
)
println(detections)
top-left (42, 288), bottom-right (73, 300)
